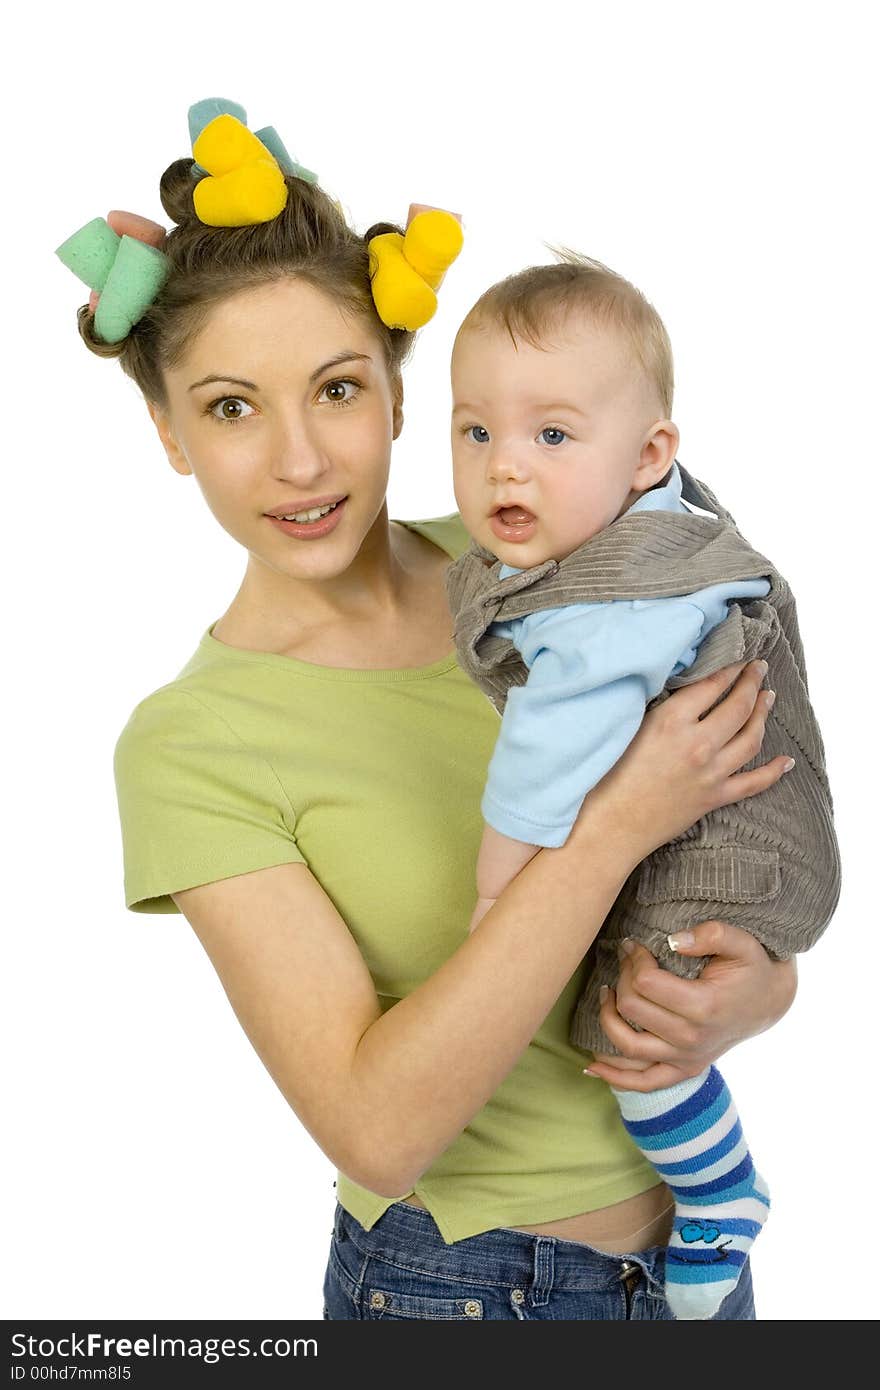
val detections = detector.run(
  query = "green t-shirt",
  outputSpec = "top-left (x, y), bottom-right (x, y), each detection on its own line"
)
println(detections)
top-left (114, 513), bottom-right (657, 1243)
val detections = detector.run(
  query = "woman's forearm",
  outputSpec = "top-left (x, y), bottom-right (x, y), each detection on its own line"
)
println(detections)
top-left (349, 812), bottom-right (633, 1195)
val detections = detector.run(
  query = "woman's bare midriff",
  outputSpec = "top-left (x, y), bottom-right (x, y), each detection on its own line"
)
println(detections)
top-left (401, 1183), bottom-right (675, 1254)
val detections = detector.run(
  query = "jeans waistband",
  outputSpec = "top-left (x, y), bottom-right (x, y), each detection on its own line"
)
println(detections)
top-left (334, 1201), bottom-right (665, 1296)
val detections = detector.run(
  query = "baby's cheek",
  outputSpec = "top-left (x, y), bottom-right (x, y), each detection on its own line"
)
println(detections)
top-left (452, 485), bottom-right (483, 539)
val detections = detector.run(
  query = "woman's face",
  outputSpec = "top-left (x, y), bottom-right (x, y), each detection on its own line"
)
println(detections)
top-left (149, 277), bottom-right (402, 583)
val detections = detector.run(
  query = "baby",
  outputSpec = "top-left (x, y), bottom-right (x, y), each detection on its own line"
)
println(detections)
top-left (445, 253), bottom-right (840, 1319)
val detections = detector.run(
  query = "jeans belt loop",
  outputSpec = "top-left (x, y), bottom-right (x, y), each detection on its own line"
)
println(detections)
top-left (531, 1237), bottom-right (555, 1307)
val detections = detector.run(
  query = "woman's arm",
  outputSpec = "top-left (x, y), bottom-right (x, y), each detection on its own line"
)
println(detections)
top-left (174, 659), bottom-right (785, 1197)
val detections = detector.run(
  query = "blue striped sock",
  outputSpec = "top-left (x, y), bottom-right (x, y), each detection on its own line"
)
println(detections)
top-left (614, 1066), bottom-right (770, 1320)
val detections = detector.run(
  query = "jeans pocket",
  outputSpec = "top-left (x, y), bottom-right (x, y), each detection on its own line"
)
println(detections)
top-left (365, 1285), bottom-right (484, 1320)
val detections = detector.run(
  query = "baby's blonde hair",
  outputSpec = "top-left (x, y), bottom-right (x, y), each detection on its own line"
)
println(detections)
top-left (457, 249), bottom-right (674, 417)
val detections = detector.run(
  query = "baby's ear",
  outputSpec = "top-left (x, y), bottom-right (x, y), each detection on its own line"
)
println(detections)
top-left (637, 419), bottom-right (680, 487)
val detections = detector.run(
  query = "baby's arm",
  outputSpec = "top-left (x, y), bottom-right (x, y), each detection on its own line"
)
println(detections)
top-left (468, 599), bottom-right (714, 933)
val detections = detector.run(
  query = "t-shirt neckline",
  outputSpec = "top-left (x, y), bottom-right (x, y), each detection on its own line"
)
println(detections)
top-left (197, 518), bottom-right (462, 684)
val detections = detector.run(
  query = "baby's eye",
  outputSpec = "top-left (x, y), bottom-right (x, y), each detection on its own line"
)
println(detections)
top-left (466, 425), bottom-right (490, 444)
top-left (539, 427), bottom-right (567, 446)
top-left (319, 379), bottom-right (360, 405)
top-left (208, 397), bottom-right (255, 423)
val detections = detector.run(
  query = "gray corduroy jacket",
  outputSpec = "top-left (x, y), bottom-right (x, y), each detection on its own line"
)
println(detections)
top-left (445, 464), bottom-right (841, 1055)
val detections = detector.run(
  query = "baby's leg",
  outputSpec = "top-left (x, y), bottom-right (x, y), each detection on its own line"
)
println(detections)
top-left (612, 1067), bottom-right (769, 1320)
top-left (468, 897), bottom-right (497, 933)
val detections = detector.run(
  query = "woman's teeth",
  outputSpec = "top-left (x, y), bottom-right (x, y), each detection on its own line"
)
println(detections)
top-left (281, 501), bottom-right (340, 523)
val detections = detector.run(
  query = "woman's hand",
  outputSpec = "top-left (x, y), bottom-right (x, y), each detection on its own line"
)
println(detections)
top-left (584, 921), bottom-right (798, 1091)
top-left (578, 659), bottom-right (793, 865)
top-left (88, 211), bottom-right (167, 313)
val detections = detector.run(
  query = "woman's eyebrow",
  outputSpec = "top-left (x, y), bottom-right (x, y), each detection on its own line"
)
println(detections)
top-left (308, 351), bottom-right (372, 383)
top-left (188, 374), bottom-right (258, 392)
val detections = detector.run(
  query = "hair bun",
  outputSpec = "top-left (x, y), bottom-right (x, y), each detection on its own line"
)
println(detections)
top-left (363, 220), bottom-right (404, 244)
top-left (159, 158), bottom-right (199, 225)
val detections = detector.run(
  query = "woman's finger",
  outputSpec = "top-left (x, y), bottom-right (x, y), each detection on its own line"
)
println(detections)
top-left (406, 202), bottom-right (463, 229)
top-left (716, 754), bottom-right (795, 807)
top-left (665, 660), bottom-right (750, 721)
top-left (585, 1059), bottom-right (703, 1092)
top-left (612, 971), bottom-right (706, 1048)
top-left (666, 917), bottom-right (766, 964)
top-left (596, 988), bottom-right (679, 1061)
top-left (716, 686), bottom-right (776, 774)
top-left (106, 209), bottom-right (167, 248)
top-left (697, 659), bottom-right (768, 744)
top-left (610, 943), bottom-right (708, 1044)
top-left (614, 951), bottom-right (709, 1014)
top-left (585, 1053), bottom-right (653, 1073)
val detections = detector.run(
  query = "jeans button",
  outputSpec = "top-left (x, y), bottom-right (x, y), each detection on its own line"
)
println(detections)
top-left (511, 1288), bottom-right (525, 1305)
top-left (464, 1300), bottom-right (482, 1318)
top-left (370, 1291), bottom-right (386, 1309)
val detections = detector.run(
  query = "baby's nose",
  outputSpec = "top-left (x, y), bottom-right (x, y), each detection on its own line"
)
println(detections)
top-left (487, 449), bottom-right (528, 483)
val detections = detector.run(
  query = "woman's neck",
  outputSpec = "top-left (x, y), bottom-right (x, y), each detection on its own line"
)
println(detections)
top-left (211, 507), bottom-right (453, 667)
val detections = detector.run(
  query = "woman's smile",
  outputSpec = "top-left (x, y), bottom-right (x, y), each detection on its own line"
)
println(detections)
top-left (265, 496), bottom-right (349, 539)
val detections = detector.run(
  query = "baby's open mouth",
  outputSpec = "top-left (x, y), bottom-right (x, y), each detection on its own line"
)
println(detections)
top-left (494, 505), bottom-right (536, 525)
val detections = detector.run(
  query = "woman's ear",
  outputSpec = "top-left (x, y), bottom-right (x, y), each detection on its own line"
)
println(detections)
top-left (146, 401), bottom-right (192, 477)
top-left (633, 419), bottom-right (680, 491)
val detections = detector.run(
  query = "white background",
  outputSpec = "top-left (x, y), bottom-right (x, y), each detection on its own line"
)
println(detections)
top-left (5, 0), bottom-right (876, 1322)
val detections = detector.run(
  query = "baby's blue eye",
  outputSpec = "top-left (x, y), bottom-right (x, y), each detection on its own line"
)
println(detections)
top-left (467, 426), bottom-right (490, 444)
top-left (539, 427), bottom-right (566, 446)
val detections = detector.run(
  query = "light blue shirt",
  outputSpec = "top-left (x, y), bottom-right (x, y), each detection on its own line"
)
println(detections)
top-left (483, 464), bottom-right (771, 847)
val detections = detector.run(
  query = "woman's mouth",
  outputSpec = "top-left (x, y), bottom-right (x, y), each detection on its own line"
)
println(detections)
top-left (489, 504), bottom-right (537, 544)
top-left (266, 497), bottom-right (348, 540)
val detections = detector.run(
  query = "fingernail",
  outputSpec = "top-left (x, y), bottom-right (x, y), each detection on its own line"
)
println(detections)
top-left (582, 1068), bottom-right (598, 1077)
top-left (764, 689), bottom-right (776, 708)
top-left (756, 660), bottom-right (769, 675)
top-left (599, 985), bottom-right (609, 1003)
top-left (783, 757), bottom-right (796, 772)
top-left (668, 929), bottom-right (695, 952)
top-left (618, 938), bottom-right (635, 957)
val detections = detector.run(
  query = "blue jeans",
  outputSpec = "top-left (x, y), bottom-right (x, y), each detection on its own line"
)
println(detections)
top-left (322, 1200), bottom-right (756, 1320)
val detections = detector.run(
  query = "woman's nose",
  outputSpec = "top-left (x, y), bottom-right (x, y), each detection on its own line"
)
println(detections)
top-left (269, 418), bottom-right (329, 485)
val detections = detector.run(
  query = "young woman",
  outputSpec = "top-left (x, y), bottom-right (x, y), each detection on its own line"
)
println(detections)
top-left (65, 131), bottom-right (796, 1320)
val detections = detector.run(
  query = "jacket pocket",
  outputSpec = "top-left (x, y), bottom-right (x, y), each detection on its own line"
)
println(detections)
top-left (636, 845), bottom-right (781, 905)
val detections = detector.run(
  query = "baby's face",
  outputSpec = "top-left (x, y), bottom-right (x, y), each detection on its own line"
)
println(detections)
top-left (451, 315), bottom-right (666, 568)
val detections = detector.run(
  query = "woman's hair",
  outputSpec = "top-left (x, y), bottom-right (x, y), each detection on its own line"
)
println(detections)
top-left (77, 160), bottom-right (415, 408)
top-left (457, 249), bottom-right (674, 416)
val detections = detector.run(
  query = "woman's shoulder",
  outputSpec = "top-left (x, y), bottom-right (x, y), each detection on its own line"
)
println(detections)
top-left (396, 512), bottom-right (472, 561)
top-left (113, 625), bottom-right (277, 761)
top-left (113, 671), bottom-right (303, 915)
top-left (113, 677), bottom-right (235, 786)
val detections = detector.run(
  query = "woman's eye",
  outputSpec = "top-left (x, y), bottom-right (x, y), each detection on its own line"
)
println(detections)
top-left (208, 397), bottom-right (254, 424)
top-left (466, 425), bottom-right (490, 444)
top-left (539, 427), bottom-right (567, 446)
top-left (319, 379), bottom-right (359, 405)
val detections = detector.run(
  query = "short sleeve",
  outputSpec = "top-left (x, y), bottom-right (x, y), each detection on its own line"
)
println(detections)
top-left (113, 688), bottom-right (305, 914)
